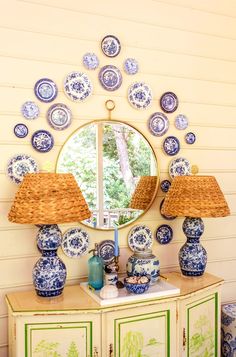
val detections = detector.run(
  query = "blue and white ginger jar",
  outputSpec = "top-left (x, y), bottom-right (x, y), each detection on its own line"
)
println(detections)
top-left (126, 249), bottom-right (160, 284)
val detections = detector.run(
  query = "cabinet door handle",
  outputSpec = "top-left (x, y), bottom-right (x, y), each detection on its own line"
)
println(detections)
top-left (183, 327), bottom-right (186, 350)
top-left (109, 343), bottom-right (113, 357)
top-left (93, 346), bottom-right (98, 357)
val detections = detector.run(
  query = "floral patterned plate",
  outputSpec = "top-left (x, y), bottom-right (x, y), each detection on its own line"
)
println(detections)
top-left (185, 132), bottom-right (196, 144)
top-left (14, 123), bottom-right (29, 138)
top-left (148, 112), bottom-right (169, 136)
top-left (83, 52), bottom-right (99, 70)
top-left (97, 240), bottom-right (116, 264)
top-left (160, 92), bottom-right (178, 113)
top-left (47, 103), bottom-right (72, 130)
top-left (174, 114), bottom-right (188, 130)
top-left (128, 225), bottom-right (153, 251)
top-left (163, 136), bottom-right (180, 156)
top-left (123, 58), bottom-right (139, 75)
top-left (64, 72), bottom-right (93, 101)
top-left (155, 224), bottom-right (173, 244)
top-left (62, 227), bottom-right (89, 258)
top-left (101, 35), bottom-right (121, 57)
top-left (160, 179), bottom-right (171, 193)
top-left (169, 157), bottom-right (191, 179)
top-left (34, 78), bottom-right (58, 102)
top-left (21, 101), bottom-right (40, 119)
top-left (7, 154), bottom-right (39, 184)
top-left (128, 82), bottom-right (152, 110)
top-left (99, 65), bottom-right (122, 91)
top-left (31, 130), bottom-right (54, 152)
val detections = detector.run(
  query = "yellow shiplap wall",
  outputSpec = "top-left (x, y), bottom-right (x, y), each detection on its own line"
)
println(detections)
top-left (1, 0), bottom-right (236, 354)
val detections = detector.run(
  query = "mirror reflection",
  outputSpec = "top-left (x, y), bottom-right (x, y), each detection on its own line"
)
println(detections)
top-left (56, 121), bottom-right (158, 229)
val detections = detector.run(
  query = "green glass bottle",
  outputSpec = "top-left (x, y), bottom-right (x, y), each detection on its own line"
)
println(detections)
top-left (88, 243), bottom-right (104, 290)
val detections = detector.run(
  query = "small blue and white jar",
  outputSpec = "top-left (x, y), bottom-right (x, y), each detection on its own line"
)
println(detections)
top-left (126, 249), bottom-right (160, 284)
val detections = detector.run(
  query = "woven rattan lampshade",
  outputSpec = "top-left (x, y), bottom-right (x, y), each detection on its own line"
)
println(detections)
top-left (129, 176), bottom-right (157, 210)
top-left (8, 173), bottom-right (91, 224)
top-left (161, 175), bottom-right (230, 218)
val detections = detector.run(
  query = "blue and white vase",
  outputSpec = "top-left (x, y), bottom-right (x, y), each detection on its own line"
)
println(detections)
top-left (33, 225), bottom-right (67, 297)
top-left (179, 217), bottom-right (207, 276)
top-left (126, 249), bottom-right (160, 284)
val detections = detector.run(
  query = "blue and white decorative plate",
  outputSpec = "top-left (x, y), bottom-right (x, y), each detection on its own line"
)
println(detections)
top-left (123, 58), bottom-right (139, 75)
top-left (160, 179), bottom-right (171, 193)
top-left (128, 82), bottom-right (152, 110)
top-left (64, 72), bottom-right (93, 101)
top-left (160, 198), bottom-right (177, 220)
top-left (174, 114), bottom-right (188, 130)
top-left (160, 92), bottom-right (178, 113)
top-left (97, 240), bottom-right (116, 264)
top-left (185, 132), bottom-right (196, 144)
top-left (7, 154), bottom-right (39, 184)
top-left (148, 112), bottom-right (169, 136)
top-left (14, 123), bottom-right (28, 138)
top-left (128, 225), bottom-right (153, 252)
top-left (47, 103), bottom-right (72, 130)
top-left (99, 65), bottom-right (122, 91)
top-left (155, 224), bottom-right (173, 244)
top-left (169, 157), bottom-right (191, 179)
top-left (21, 101), bottom-right (40, 119)
top-left (83, 52), bottom-right (99, 70)
top-left (163, 136), bottom-right (180, 156)
top-left (101, 35), bottom-right (121, 57)
top-left (31, 130), bottom-right (54, 152)
top-left (62, 227), bottom-right (89, 258)
top-left (34, 78), bottom-right (58, 102)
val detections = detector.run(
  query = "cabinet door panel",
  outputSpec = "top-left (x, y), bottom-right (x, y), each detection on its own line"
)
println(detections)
top-left (16, 314), bottom-right (101, 357)
top-left (180, 290), bottom-right (220, 357)
top-left (104, 301), bottom-right (176, 357)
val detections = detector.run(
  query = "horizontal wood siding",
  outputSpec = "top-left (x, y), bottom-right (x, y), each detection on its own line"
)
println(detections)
top-left (0, 0), bottom-right (236, 352)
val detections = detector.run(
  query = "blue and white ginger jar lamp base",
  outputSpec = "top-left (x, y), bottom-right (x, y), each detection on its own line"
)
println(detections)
top-left (33, 225), bottom-right (67, 297)
top-left (179, 217), bottom-right (207, 276)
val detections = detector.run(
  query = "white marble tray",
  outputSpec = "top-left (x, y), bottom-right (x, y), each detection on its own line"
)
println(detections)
top-left (80, 278), bottom-right (180, 306)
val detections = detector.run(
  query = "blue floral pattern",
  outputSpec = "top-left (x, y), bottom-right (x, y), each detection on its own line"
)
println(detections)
top-left (179, 217), bottom-right (207, 276)
top-left (33, 225), bottom-right (66, 297)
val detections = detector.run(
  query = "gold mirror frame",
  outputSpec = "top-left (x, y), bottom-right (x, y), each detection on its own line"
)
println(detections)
top-left (56, 119), bottom-right (160, 230)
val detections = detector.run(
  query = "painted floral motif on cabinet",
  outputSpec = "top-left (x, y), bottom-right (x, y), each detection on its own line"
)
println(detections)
top-left (25, 321), bottom-right (94, 356)
top-left (187, 294), bottom-right (217, 357)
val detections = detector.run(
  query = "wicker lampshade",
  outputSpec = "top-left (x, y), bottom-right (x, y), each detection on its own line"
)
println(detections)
top-left (8, 173), bottom-right (91, 224)
top-left (161, 175), bottom-right (230, 218)
top-left (129, 176), bottom-right (157, 210)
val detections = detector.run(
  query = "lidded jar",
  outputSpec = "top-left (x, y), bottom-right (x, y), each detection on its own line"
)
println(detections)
top-left (126, 249), bottom-right (160, 285)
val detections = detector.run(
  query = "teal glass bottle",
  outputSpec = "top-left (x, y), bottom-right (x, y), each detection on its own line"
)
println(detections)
top-left (88, 243), bottom-right (104, 290)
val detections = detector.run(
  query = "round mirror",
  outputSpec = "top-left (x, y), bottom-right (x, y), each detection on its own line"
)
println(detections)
top-left (56, 120), bottom-right (159, 229)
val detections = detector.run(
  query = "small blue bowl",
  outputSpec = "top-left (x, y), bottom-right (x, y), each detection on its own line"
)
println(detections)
top-left (124, 276), bottom-right (150, 294)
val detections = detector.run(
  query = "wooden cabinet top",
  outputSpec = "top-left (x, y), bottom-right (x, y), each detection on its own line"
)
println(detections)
top-left (6, 272), bottom-right (223, 314)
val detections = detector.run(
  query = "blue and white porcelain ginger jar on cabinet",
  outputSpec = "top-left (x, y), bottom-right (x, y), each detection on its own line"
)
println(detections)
top-left (126, 249), bottom-right (160, 284)
top-left (33, 225), bottom-right (67, 297)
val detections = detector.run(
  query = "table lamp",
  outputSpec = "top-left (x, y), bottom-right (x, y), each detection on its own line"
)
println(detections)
top-left (129, 176), bottom-right (157, 210)
top-left (161, 175), bottom-right (230, 276)
top-left (8, 173), bottom-right (91, 297)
